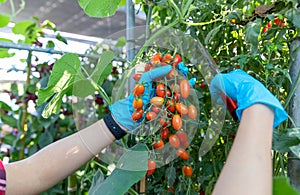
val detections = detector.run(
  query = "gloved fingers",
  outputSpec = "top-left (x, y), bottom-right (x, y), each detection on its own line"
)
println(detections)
top-left (176, 62), bottom-right (189, 77)
top-left (139, 65), bottom-right (172, 83)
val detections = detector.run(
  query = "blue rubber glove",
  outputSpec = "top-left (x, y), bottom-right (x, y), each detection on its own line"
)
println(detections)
top-left (176, 62), bottom-right (196, 86)
top-left (210, 69), bottom-right (288, 128)
top-left (110, 65), bottom-right (172, 131)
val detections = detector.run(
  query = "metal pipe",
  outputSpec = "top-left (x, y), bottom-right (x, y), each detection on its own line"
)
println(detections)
top-left (126, 0), bottom-right (136, 92)
top-left (0, 41), bottom-right (126, 62)
top-left (0, 41), bottom-right (100, 59)
top-left (288, 37), bottom-right (300, 192)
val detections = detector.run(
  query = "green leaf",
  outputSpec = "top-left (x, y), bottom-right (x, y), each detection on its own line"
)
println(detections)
top-left (38, 51), bottom-right (114, 118)
top-left (38, 54), bottom-right (82, 117)
top-left (0, 101), bottom-right (12, 111)
top-left (166, 166), bottom-right (176, 187)
top-left (46, 40), bottom-right (55, 48)
top-left (91, 51), bottom-right (114, 84)
top-left (72, 79), bottom-right (95, 98)
top-left (78, 0), bottom-right (121, 18)
top-left (0, 38), bottom-right (15, 58)
top-left (0, 14), bottom-right (10, 28)
top-left (115, 37), bottom-right (126, 47)
top-left (286, 8), bottom-right (300, 29)
top-left (89, 143), bottom-right (148, 195)
top-left (56, 33), bottom-right (67, 44)
top-left (290, 145), bottom-right (300, 158)
top-left (245, 19), bottom-right (262, 53)
top-left (273, 176), bottom-right (299, 195)
top-left (12, 20), bottom-right (35, 35)
top-left (38, 130), bottom-right (54, 148)
top-left (0, 0), bottom-right (6, 4)
top-left (204, 25), bottom-right (221, 45)
top-left (1, 115), bottom-right (18, 128)
top-left (273, 130), bottom-right (300, 153)
top-left (118, 0), bottom-right (126, 7)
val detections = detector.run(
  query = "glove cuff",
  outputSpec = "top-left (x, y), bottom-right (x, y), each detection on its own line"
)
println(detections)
top-left (103, 113), bottom-right (127, 140)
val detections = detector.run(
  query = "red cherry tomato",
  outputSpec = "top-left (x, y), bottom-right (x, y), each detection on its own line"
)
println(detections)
top-left (166, 89), bottom-right (172, 97)
top-left (150, 97), bottom-right (164, 106)
top-left (153, 139), bottom-right (164, 150)
top-left (160, 117), bottom-right (168, 127)
top-left (156, 83), bottom-right (166, 97)
top-left (133, 98), bottom-right (143, 110)
top-left (151, 105), bottom-right (161, 113)
top-left (180, 79), bottom-right (190, 98)
top-left (169, 134), bottom-right (180, 148)
top-left (151, 53), bottom-right (161, 65)
top-left (146, 111), bottom-right (157, 121)
top-left (160, 128), bottom-right (169, 140)
top-left (133, 73), bottom-right (142, 81)
top-left (161, 53), bottom-right (173, 63)
top-left (176, 131), bottom-right (188, 144)
top-left (176, 148), bottom-right (189, 160)
top-left (173, 54), bottom-right (182, 67)
top-left (200, 81), bottom-right (206, 89)
top-left (274, 17), bottom-right (282, 26)
top-left (167, 99), bottom-right (176, 113)
top-left (147, 159), bottom-right (156, 175)
top-left (144, 63), bottom-right (153, 72)
top-left (173, 92), bottom-right (181, 101)
top-left (166, 69), bottom-right (178, 79)
top-left (133, 84), bottom-right (145, 97)
top-left (131, 109), bottom-right (144, 121)
top-left (175, 102), bottom-right (188, 115)
top-left (188, 105), bottom-right (197, 120)
top-left (183, 165), bottom-right (192, 177)
top-left (172, 114), bottom-right (182, 130)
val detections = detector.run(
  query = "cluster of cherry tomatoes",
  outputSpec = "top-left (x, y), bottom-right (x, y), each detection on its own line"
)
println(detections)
top-left (130, 52), bottom-right (198, 178)
top-left (262, 16), bottom-right (286, 33)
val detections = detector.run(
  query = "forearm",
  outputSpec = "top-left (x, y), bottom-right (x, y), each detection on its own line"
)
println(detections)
top-left (212, 104), bottom-right (274, 195)
top-left (4, 119), bottom-right (115, 195)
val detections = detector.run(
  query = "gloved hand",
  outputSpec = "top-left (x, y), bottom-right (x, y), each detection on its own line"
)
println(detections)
top-left (110, 65), bottom-right (172, 131)
top-left (176, 62), bottom-right (196, 86)
top-left (210, 69), bottom-right (288, 128)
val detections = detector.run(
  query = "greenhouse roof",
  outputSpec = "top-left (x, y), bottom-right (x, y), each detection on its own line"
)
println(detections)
top-left (0, 0), bottom-right (146, 39)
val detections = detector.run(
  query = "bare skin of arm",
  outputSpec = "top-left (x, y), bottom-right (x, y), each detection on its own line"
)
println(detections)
top-left (4, 119), bottom-right (115, 195)
top-left (212, 104), bottom-right (274, 195)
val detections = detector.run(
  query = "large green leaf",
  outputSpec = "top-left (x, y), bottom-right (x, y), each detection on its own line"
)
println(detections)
top-left (88, 143), bottom-right (148, 195)
top-left (0, 0), bottom-right (6, 4)
top-left (286, 8), bottom-right (300, 29)
top-left (273, 130), bottom-right (300, 153)
top-left (273, 176), bottom-right (299, 195)
top-left (38, 53), bottom-right (82, 117)
top-left (38, 52), bottom-right (114, 118)
top-left (0, 14), bottom-right (10, 28)
top-left (12, 20), bottom-right (35, 35)
top-left (245, 19), bottom-right (262, 53)
top-left (78, 0), bottom-right (121, 18)
top-left (73, 51), bottom-right (114, 98)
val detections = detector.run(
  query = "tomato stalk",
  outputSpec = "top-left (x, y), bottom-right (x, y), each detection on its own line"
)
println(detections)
top-left (284, 68), bottom-right (300, 109)
top-left (19, 51), bottom-right (32, 160)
